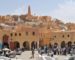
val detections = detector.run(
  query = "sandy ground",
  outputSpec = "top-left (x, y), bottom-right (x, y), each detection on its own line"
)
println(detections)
top-left (0, 51), bottom-right (72, 60)
top-left (14, 51), bottom-right (39, 60)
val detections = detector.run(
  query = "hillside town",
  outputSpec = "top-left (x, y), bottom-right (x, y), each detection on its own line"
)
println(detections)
top-left (0, 4), bottom-right (75, 60)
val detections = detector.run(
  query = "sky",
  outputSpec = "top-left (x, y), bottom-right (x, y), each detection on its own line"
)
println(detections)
top-left (0, 0), bottom-right (75, 23)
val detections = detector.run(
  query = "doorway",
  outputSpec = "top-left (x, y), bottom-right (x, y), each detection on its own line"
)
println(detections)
top-left (31, 41), bottom-right (37, 49)
top-left (2, 34), bottom-right (9, 48)
top-left (23, 41), bottom-right (30, 50)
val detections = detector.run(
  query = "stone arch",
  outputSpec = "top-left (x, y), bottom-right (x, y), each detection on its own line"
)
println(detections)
top-left (61, 41), bottom-right (66, 48)
top-left (31, 41), bottom-right (37, 49)
top-left (49, 43), bottom-right (52, 48)
top-left (67, 41), bottom-right (72, 47)
top-left (23, 41), bottom-right (30, 50)
top-left (14, 41), bottom-right (20, 49)
top-left (54, 43), bottom-right (58, 46)
top-left (74, 41), bottom-right (75, 45)
top-left (2, 34), bottom-right (9, 48)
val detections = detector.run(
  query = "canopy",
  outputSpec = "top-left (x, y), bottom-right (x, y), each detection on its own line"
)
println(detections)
top-left (3, 48), bottom-right (10, 51)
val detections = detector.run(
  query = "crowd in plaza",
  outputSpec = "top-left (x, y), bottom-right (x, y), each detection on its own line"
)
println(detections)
top-left (38, 41), bottom-right (75, 56)
top-left (0, 41), bottom-right (75, 60)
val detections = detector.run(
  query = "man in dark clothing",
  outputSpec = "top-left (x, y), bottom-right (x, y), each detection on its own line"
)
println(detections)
top-left (31, 48), bottom-right (35, 58)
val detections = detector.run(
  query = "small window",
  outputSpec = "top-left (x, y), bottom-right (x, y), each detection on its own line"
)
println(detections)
top-left (15, 33), bottom-right (17, 36)
top-left (19, 33), bottom-right (21, 36)
top-left (54, 36), bottom-right (56, 38)
top-left (47, 26), bottom-right (50, 29)
top-left (32, 32), bottom-right (35, 35)
top-left (68, 35), bottom-right (70, 37)
top-left (10, 33), bottom-right (13, 37)
top-left (62, 35), bottom-right (64, 38)
top-left (26, 32), bottom-right (28, 35)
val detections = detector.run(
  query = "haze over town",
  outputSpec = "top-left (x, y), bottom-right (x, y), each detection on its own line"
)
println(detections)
top-left (0, 0), bottom-right (75, 23)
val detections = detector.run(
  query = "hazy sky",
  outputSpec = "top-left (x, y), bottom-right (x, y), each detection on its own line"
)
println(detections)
top-left (0, 0), bottom-right (75, 23)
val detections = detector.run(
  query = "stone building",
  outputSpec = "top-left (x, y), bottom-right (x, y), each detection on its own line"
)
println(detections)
top-left (0, 5), bottom-right (75, 50)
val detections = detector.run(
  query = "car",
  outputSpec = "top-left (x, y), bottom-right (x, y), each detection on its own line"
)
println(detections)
top-left (0, 56), bottom-right (10, 60)
top-left (9, 51), bottom-right (16, 58)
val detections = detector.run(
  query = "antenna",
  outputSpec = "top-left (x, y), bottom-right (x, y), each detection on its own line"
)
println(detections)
top-left (21, 0), bottom-right (25, 14)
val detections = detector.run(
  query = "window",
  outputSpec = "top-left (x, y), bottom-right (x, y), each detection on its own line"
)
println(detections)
top-left (47, 26), bottom-right (50, 29)
top-left (32, 32), bottom-right (35, 36)
top-left (67, 35), bottom-right (70, 37)
top-left (54, 36), bottom-right (56, 38)
top-left (19, 33), bottom-right (21, 36)
top-left (15, 33), bottom-right (17, 36)
top-left (62, 35), bottom-right (64, 38)
top-left (26, 32), bottom-right (28, 35)
top-left (10, 33), bottom-right (13, 37)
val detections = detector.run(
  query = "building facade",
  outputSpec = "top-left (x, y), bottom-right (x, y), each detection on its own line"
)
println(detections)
top-left (0, 5), bottom-right (75, 50)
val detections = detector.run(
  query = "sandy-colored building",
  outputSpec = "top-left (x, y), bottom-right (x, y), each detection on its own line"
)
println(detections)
top-left (0, 26), bottom-right (75, 50)
top-left (0, 5), bottom-right (75, 50)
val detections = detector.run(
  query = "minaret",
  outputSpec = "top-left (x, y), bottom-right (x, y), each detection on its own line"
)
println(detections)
top-left (28, 5), bottom-right (31, 16)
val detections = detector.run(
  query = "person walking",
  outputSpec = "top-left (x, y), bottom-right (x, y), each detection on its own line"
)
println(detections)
top-left (31, 48), bottom-right (35, 58)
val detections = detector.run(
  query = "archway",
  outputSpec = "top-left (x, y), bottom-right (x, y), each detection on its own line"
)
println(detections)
top-left (67, 41), bottom-right (72, 47)
top-left (39, 40), bottom-right (44, 47)
top-left (67, 41), bottom-right (72, 54)
top-left (61, 41), bottom-right (66, 48)
top-left (54, 43), bottom-right (58, 47)
top-left (14, 41), bottom-right (20, 49)
top-left (2, 34), bottom-right (9, 48)
top-left (31, 41), bottom-right (37, 49)
top-left (23, 41), bottom-right (30, 50)
top-left (49, 43), bottom-right (52, 49)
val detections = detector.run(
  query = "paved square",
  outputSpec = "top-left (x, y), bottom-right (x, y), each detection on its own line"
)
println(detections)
top-left (11, 51), bottom-right (71, 60)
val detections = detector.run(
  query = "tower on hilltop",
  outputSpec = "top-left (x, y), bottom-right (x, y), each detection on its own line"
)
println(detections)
top-left (28, 5), bottom-right (31, 16)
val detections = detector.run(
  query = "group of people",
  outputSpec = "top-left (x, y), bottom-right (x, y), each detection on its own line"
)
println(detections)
top-left (30, 41), bottom-right (75, 58)
top-left (38, 42), bottom-right (75, 56)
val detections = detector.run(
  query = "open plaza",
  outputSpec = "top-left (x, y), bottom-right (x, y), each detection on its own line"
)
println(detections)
top-left (0, 51), bottom-right (74, 60)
